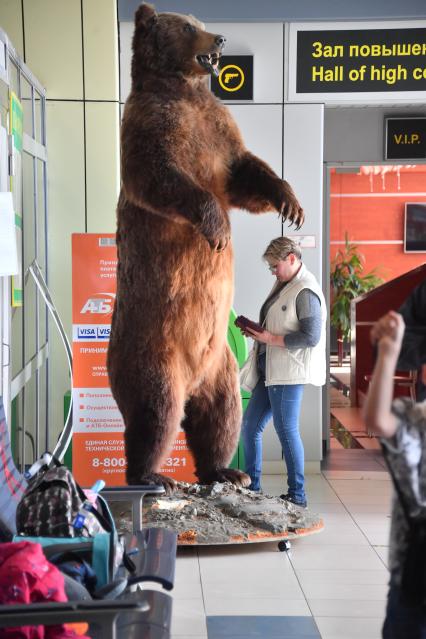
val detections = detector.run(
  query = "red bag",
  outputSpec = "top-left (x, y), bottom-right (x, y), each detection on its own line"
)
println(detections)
top-left (0, 541), bottom-right (90, 639)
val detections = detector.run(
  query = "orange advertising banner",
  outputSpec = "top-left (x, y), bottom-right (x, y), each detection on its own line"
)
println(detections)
top-left (72, 234), bottom-right (196, 486)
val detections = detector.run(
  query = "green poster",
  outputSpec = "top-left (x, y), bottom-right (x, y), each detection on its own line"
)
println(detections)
top-left (10, 91), bottom-right (23, 151)
top-left (10, 91), bottom-right (23, 307)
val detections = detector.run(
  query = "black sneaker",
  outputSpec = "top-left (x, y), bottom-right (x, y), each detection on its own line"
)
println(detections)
top-left (280, 493), bottom-right (307, 509)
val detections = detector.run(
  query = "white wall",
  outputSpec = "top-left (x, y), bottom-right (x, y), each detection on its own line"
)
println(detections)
top-left (228, 105), bottom-right (283, 321)
top-left (325, 104), bottom-right (426, 164)
top-left (227, 104), bottom-right (284, 467)
top-left (283, 103), bottom-right (324, 464)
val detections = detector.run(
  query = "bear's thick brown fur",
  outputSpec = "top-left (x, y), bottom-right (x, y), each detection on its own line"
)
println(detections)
top-left (107, 3), bottom-right (304, 490)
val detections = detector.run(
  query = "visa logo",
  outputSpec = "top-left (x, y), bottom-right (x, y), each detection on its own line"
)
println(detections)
top-left (78, 328), bottom-right (96, 339)
top-left (97, 327), bottom-right (111, 339)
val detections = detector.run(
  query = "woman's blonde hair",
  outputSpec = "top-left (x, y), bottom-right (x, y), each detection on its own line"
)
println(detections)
top-left (263, 236), bottom-right (302, 263)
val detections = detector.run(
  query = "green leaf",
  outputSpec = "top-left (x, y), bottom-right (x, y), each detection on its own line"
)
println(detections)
top-left (330, 234), bottom-right (384, 337)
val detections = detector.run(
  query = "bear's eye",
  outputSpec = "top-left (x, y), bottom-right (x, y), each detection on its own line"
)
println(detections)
top-left (184, 23), bottom-right (196, 34)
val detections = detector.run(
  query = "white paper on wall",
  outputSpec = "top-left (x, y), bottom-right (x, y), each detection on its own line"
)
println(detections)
top-left (288, 235), bottom-right (316, 249)
top-left (0, 126), bottom-right (7, 192)
top-left (0, 192), bottom-right (19, 276)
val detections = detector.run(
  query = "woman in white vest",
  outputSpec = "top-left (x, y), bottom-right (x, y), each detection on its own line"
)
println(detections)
top-left (240, 237), bottom-right (326, 507)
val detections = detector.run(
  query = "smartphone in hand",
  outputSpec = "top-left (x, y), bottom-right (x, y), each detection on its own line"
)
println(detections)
top-left (234, 315), bottom-right (265, 333)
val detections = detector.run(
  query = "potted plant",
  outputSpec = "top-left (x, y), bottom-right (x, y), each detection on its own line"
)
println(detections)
top-left (330, 235), bottom-right (383, 366)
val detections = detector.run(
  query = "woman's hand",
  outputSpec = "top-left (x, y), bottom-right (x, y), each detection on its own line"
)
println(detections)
top-left (244, 327), bottom-right (284, 347)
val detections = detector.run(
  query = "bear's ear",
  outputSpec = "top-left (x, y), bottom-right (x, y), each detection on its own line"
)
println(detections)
top-left (135, 3), bottom-right (157, 30)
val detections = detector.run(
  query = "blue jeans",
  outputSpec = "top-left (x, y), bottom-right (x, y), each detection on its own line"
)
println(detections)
top-left (383, 581), bottom-right (426, 638)
top-left (242, 353), bottom-right (305, 502)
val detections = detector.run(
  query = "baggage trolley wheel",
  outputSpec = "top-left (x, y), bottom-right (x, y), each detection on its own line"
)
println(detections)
top-left (278, 540), bottom-right (291, 552)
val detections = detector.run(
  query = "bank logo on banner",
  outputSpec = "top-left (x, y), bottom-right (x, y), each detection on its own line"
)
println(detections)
top-left (80, 292), bottom-right (116, 315)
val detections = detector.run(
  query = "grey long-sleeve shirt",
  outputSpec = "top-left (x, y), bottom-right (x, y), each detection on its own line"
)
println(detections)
top-left (285, 289), bottom-right (322, 349)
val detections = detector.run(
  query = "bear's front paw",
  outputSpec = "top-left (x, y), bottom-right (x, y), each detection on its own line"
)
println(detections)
top-left (198, 209), bottom-right (231, 252)
top-left (126, 472), bottom-right (177, 494)
top-left (276, 180), bottom-right (304, 230)
top-left (209, 233), bottom-right (230, 252)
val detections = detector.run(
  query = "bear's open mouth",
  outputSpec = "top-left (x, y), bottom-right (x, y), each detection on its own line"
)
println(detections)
top-left (196, 53), bottom-right (221, 76)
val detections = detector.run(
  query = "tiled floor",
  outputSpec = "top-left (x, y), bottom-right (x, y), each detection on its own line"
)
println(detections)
top-left (330, 409), bottom-right (382, 452)
top-left (169, 469), bottom-right (392, 639)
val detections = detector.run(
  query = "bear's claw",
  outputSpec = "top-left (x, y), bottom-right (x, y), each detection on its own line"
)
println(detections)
top-left (278, 180), bottom-right (305, 230)
top-left (127, 472), bottom-right (177, 495)
top-left (200, 468), bottom-right (251, 488)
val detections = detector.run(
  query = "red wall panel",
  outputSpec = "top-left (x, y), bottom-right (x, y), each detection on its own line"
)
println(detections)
top-left (330, 167), bottom-right (426, 283)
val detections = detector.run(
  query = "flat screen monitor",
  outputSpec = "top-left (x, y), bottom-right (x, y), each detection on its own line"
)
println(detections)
top-left (404, 203), bottom-right (426, 253)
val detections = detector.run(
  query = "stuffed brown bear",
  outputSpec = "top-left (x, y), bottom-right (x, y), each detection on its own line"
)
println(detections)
top-left (107, 3), bottom-right (304, 490)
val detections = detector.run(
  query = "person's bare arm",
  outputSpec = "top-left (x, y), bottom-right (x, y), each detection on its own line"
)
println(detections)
top-left (363, 311), bottom-right (405, 438)
top-left (243, 326), bottom-right (285, 347)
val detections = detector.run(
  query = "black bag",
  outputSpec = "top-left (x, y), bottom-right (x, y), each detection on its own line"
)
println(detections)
top-left (16, 457), bottom-right (110, 538)
top-left (15, 458), bottom-right (126, 586)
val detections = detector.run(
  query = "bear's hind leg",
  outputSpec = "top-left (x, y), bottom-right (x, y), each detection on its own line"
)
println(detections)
top-left (182, 347), bottom-right (250, 487)
top-left (121, 374), bottom-right (185, 493)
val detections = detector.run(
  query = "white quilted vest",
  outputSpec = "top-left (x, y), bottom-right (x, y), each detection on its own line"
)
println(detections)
top-left (264, 263), bottom-right (327, 387)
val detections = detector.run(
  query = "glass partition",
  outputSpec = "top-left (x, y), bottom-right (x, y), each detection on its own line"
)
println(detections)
top-left (1, 42), bottom-right (49, 470)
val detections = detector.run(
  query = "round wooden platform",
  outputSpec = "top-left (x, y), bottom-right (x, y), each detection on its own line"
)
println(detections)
top-left (142, 483), bottom-right (324, 547)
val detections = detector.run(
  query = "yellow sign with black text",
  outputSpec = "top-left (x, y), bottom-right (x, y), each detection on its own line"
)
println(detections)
top-left (296, 27), bottom-right (426, 94)
top-left (211, 56), bottom-right (253, 101)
